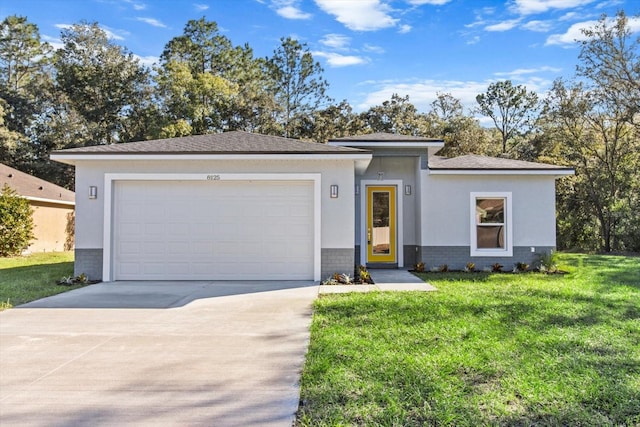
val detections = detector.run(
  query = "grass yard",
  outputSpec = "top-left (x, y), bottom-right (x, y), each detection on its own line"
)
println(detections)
top-left (0, 251), bottom-right (77, 309)
top-left (297, 254), bottom-right (640, 426)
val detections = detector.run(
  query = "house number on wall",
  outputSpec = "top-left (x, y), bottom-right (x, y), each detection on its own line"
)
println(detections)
top-left (206, 174), bottom-right (221, 181)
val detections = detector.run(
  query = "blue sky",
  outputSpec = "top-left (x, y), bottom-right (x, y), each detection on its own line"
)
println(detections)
top-left (2, 0), bottom-right (639, 116)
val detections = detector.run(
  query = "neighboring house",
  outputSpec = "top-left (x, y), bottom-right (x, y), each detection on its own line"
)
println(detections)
top-left (1, 163), bottom-right (75, 253)
top-left (51, 131), bottom-right (573, 282)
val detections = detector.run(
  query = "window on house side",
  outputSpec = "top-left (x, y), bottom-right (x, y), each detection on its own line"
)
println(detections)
top-left (470, 192), bottom-right (513, 257)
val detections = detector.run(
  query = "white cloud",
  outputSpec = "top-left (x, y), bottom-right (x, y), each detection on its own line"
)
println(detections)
top-left (466, 6), bottom-right (500, 29)
top-left (193, 3), bottom-right (209, 11)
top-left (545, 20), bottom-right (594, 45)
top-left (363, 44), bottom-right (385, 54)
top-left (41, 34), bottom-right (64, 51)
top-left (510, 0), bottom-right (597, 15)
top-left (313, 51), bottom-right (368, 67)
top-left (466, 35), bottom-right (481, 45)
top-left (522, 20), bottom-right (553, 32)
top-left (545, 16), bottom-right (640, 46)
top-left (494, 66), bottom-right (563, 79)
top-left (273, 1), bottom-right (311, 19)
top-left (55, 23), bottom-right (128, 41)
top-left (465, 19), bottom-right (486, 29)
top-left (407, 0), bottom-right (452, 4)
top-left (314, 0), bottom-right (398, 31)
top-left (101, 25), bottom-right (129, 41)
top-left (123, 0), bottom-right (146, 10)
top-left (133, 54), bottom-right (159, 68)
top-left (136, 17), bottom-right (167, 28)
top-left (320, 34), bottom-right (350, 49)
top-left (398, 24), bottom-right (412, 33)
top-left (623, 16), bottom-right (640, 31)
top-left (559, 11), bottom-right (579, 20)
top-left (485, 19), bottom-right (522, 32)
top-left (277, 6), bottom-right (312, 19)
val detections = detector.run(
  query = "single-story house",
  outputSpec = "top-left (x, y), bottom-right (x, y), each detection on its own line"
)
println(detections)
top-left (1, 163), bottom-right (75, 253)
top-left (50, 131), bottom-right (573, 282)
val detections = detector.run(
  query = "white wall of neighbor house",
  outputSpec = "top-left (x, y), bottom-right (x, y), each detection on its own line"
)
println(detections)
top-left (74, 158), bottom-right (356, 252)
top-left (420, 172), bottom-right (558, 247)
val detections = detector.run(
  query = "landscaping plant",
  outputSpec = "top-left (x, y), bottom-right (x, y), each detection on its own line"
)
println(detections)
top-left (0, 184), bottom-right (34, 257)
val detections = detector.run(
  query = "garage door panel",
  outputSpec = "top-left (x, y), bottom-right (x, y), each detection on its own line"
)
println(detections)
top-left (191, 241), bottom-right (213, 253)
top-left (118, 241), bottom-right (140, 253)
top-left (169, 223), bottom-right (191, 235)
top-left (118, 262), bottom-right (141, 275)
top-left (113, 180), bottom-right (314, 280)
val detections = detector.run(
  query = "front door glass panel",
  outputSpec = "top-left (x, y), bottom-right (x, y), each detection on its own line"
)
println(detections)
top-left (366, 186), bottom-right (396, 263)
top-left (371, 192), bottom-right (390, 254)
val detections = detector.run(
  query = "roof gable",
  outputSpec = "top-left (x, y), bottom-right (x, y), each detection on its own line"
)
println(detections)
top-left (0, 163), bottom-right (75, 204)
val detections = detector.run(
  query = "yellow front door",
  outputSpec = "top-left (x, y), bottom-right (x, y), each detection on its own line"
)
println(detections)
top-left (366, 186), bottom-right (396, 263)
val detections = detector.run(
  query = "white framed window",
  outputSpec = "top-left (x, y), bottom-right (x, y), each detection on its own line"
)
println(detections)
top-left (470, 192), bottom-right (513, 257)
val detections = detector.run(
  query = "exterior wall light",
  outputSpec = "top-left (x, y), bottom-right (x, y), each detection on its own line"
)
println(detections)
top-left (405, 185), bottom-right (412, 195)
top-left (89, 186), bottom-right (98, 199)
top-left (355, 184), bottom-right (360, 195)
top-left (330, 185), bottom-right (339, 198)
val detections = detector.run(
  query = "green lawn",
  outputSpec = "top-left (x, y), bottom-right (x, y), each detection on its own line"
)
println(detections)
top-left (297, 253), bottom-right (640, 426)
top-left (0, 251), bottom-right (77, 309)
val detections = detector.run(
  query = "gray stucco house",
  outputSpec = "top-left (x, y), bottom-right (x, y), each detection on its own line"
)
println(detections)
top-left (51, 131), bottom-right (573, 281)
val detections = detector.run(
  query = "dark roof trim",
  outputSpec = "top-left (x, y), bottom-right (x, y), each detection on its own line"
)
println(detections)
top-left (330, 132), bottom-right (443, 143)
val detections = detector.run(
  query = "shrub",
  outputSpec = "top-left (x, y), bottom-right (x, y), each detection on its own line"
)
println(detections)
top-left (537, 251), bottom-right (558, 273)
top-left (414, 262), bottom-right (425, 272)
top-left (329, 272), bottom-right (352, 284)
top-left (465, 262), bottom-right (475, 272)
top-left (357, 265), bottom-right (373, 284)
top-left (0, 184), bottom-right (34, 257)
top-left (515, 262), bottom-right (529, 272)
top-left (438, 264), bottom-right (449, 272)
top-left (491, 263), bottom-right (504, 272)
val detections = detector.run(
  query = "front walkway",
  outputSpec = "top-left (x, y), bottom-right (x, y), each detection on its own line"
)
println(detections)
top-left (319, 269), bottom-right (436, 294)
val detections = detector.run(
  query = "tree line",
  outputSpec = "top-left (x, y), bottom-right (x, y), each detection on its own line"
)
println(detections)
top-left (0, 12), bottom-right (638, 253)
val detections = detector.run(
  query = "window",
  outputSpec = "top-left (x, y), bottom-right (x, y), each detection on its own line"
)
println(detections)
top-left (470, 192), bottom-right (512, 256)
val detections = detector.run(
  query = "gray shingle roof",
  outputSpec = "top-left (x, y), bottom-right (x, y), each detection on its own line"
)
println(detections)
top-left (52, 131), bottom-right (368, 155)
top-left (330, 133), bottom-right (443, 143)
top-left (0, 163), bottom-right (75, 204)
top-left (428, 155), bottom-right (574, 171)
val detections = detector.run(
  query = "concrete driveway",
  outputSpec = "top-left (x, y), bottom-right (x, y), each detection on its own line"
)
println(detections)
top-left (0, 281), bottom-right (319, 426)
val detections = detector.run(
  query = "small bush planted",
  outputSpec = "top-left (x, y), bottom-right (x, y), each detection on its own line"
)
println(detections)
top-left (0, 184), bottom-right (34, 257)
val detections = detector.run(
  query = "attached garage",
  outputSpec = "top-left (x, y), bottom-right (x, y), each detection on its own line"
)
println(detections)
top-left (51, 131), bottom-right (371, 282)
top-left (112, 179), bottom-right (315, 280)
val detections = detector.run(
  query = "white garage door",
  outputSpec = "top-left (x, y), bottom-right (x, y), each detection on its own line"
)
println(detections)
top-left (112, 180), bottom-right (314, 280)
